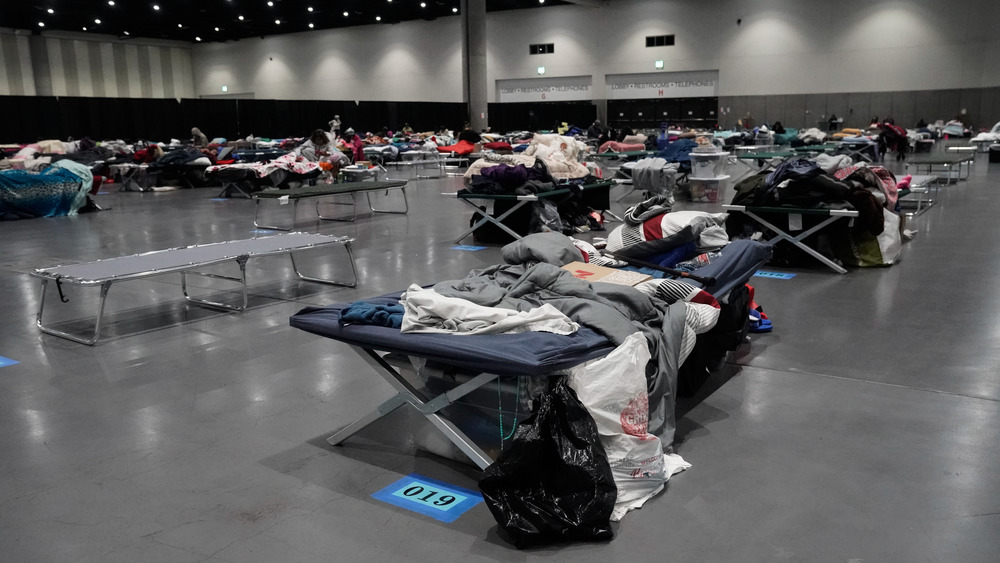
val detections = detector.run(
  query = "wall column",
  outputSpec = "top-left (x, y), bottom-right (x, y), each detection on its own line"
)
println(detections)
top-left (462, 0), bottom-right (488, 131)
top-left (28, 34), bottom-right (53, 97)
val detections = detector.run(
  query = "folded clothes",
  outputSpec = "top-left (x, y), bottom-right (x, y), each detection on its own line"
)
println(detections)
top-left (339, 301), bottom-right (404, 328)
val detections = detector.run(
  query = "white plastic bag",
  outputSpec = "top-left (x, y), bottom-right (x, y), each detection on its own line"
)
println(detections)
top-left (566, 332), bottom-right (690, 521)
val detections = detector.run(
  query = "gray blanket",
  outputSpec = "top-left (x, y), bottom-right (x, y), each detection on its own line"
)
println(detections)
top-left (433, 233), bottom-right (686, 448)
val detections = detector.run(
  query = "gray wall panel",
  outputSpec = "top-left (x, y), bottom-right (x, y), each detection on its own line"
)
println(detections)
top-left (2, 34), bottom-right (25, 96)
top-left (805, 94), bottom-right (827, 128)
top-left (870, 92), bottom-right (893, 122)
top-left (88, 42), bottom-right (105, 97)
top-left (938, 90), bottom-right (961, 121)
top-left (826, 93), bottom-right (850, 127)
top-left (891, 91), bottom-right (917, 128)
top-left (160, 48), bottom-right (175, 99)
top-left (138, 46), bottom-right (153, 98)
top-left (113, 44), bottom-right (130, 98)
top-left (846, 92), bottom-right (870, 128)
top-left (785, 95), bottom-right (807, 129)
top-left (60, 39), bottom-right (80, 97)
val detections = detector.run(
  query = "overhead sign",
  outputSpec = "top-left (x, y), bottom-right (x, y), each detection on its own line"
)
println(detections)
top-left (606, 70), bottom-right (719, 99)
top-left (497, 75), bottom-right (593, 103)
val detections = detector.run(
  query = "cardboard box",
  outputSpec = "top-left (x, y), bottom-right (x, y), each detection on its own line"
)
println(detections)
top-left (561, 261), bottom-right (652, 286)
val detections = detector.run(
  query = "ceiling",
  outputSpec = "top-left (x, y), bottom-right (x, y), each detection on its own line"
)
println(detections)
top-left (7, 0), bottom-right (570, 43)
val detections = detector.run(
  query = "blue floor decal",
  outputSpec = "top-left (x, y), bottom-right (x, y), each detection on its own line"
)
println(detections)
top-left (451, 245), bottom-right (487, 251)
top-left (371, 474), bottom-right (483, 523)
top-left (0, 356), bottom-right (19, 368)
top-left (754, 271), bottom-right (796, 280)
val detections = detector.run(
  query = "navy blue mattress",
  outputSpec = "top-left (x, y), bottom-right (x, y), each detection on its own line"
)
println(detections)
top-left (681, 239), bottom-right (773, 297)
top-left (290, 293), bottom-right (617, 376)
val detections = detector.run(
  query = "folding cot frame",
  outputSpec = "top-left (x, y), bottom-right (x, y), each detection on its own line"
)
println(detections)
top-left (906, 153), bottom-right (975, 185)
top-left (31, 233), bottom-right (358, 345)
top-left (586, 150), bottom-right (658, 201)
top-left (251, 180), bottom-right (408, 229)
top-left (729, 150), bottom-right (797, 184)
top-left (722, 204), bottom-right (859, 274)
top-left (446, 180), bottom-right (614, 244)
top-left (326, 346), bottom-right (500, 470)
top-left (896, 175), bottom-right (937, 217)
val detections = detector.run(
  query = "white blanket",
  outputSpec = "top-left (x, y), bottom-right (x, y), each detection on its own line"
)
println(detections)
top-left (400, 284), bottom-right (579, 335)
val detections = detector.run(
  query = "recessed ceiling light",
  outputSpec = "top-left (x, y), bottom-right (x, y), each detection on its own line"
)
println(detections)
top-left (343, 11), bottom-right (349, 16)
top-left (308, 6), bottom-right (313, 11)
top-left (420, 2), bottom-right (426, 6)
top-left (47, 8), bottom-right (54, 14)
top-left (539, 0), bottom-right (544, 3)
top-left (452, 7), bottom-right (458, 12)
top-left (375, 16), bottom-right (381, 21)
top-left (238, 15), bottom-right (244, 20)
top-left (195, 36), bottom-right (202, 41)
top-left (178, 24), bottom-right (183, 28)
top-left (108, 0), bottom-right (115, 5)
top-left (95, 18), bottom-right (102, 24)
top-left (124, 31), bottom-right (130, 35)
top-left (38, 22), bottom-right (45, 27)
top-left (275, 19), bottom-right (281, 24)
top-left (153, 4), bottom-right (160, 10)
top-left (215, 27), bottom-right (220, 31)
top-left (309, 23), bottom-right (314, 28)
top-left (83, 26), bottom-right (88, 30)
top-left (267, 1), bottom-right (273, 6)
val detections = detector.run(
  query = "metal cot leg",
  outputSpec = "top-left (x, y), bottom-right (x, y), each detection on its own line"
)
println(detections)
top-left (36, 280), bottom-right (114, 346)
top-left (289, 240), bottom-right (358, 287)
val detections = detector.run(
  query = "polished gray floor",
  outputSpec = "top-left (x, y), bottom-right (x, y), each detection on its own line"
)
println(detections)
top-left (2, 154), bottom-right (999, 562)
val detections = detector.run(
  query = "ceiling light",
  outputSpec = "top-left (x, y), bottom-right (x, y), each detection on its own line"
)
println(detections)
top-left (47, 8), bottom-right (54, 14)
top-left (309, 23), bottom-right (314, 28)
top-left (376, 16), bottom-right (381, 21)
top-left (214, 27), bottom-right (220, 31)
top-left (178, 24), bottom-right (183, 28)
top-left (108, 0), bottom-right (115, 5)
top-left (343, 11), bottom-right (349, 16)
top-left (275, 19), bottom-right (281, 24)
top-left (95, 18), bottom-right (102, 24)
top-left (540, 0), bottom-right (545, 3)
top-left (38, 22), bottom-right (45, 27)
top-left (195, 37), bottom-right (202, 41)
top-left (268, 1), bottom-right (274, 6)
top-left (238, 15), bottom-right (244, 20)
top-left (308, 6), bottom-right (313, 11)
top-left (124, 31), bottom-right (130, 35)
top-left (153, 4), bottom-right (160, 10)
top-left (83, 26), bottom-right (88, 30)
top-left (453, 7), bottom-right (458, 12)
top-left (420, 2), bottom-right (426, 6)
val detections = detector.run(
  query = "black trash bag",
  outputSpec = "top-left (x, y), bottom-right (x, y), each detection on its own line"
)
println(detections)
top-left (479, 379), bottom-right (616, 548)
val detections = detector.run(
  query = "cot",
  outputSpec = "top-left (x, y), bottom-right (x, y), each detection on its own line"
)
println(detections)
top-left (32, 233), bottom-right (357, 345)
top-left (905, 153), bottom-right (974, 184)
top-left (252, 180), bottom-right (408, 229)
top-left (447, 181), bottom-right (612, 243)
top-left (723, 204), bottom-right (859, 274)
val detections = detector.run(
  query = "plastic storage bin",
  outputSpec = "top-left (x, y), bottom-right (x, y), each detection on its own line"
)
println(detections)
top-left (689, 152), bottom-right (729, 179)
top-left (688, 175), bottom-right (730, 203)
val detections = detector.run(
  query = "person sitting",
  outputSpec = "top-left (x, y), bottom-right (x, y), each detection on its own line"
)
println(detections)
top-left (587, 120), bottom-right (605, 139)
top-left (328, 115), bottom-right (341, 138)
top-left (191, 127), bottom-right (208, 147)
top-left (297, 129), bottom-right (335, 162)
top-left (401, 123), bottom-right (414, 135)
top-left (342, 128), bottom-right (365, 163)
top-left (457, 122), bottom-right (481, 144)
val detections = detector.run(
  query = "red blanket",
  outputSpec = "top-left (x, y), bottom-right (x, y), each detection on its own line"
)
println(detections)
top-left (437, 140), bottom-right (476, 155)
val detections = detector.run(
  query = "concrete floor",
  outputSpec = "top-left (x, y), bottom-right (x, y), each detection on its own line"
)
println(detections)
top-left (1, 154), bottom-right (999, 562)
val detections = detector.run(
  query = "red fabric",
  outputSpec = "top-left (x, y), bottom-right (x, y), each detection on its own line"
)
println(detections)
top-left (484, 141), bottom-right (512, 151)
top-left (746, 284), bottom-right (767, 319)
top-left (436, 140), bottom-right (476, 155)
top-left (642, 215), bottom-right (664, 241)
